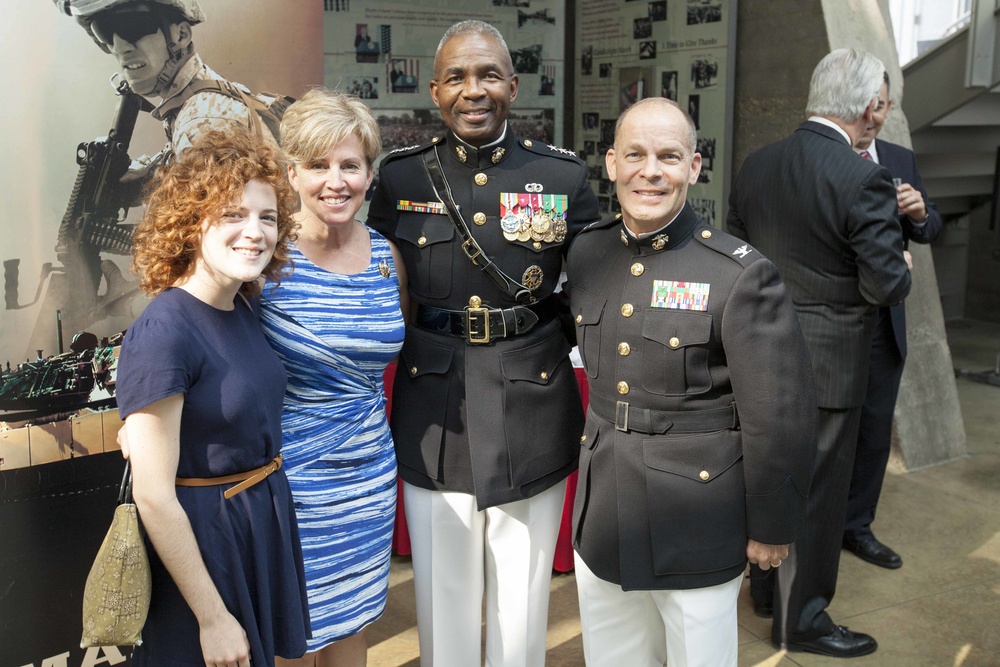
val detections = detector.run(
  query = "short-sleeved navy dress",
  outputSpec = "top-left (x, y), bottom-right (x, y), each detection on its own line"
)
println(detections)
top-left (116, 287), bottom-right (310, 666)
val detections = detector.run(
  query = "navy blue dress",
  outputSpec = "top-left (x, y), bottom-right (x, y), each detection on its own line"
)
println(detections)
top-left (116, 287), bottom-right (310, 666)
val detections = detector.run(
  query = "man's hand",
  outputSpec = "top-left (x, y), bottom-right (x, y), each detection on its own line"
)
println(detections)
top-left (896, 183), bottom-right (927, 223)
top-left (903, 249), bottom-right (913, 270)
top-left (747, 540), bottom-right (789, 571)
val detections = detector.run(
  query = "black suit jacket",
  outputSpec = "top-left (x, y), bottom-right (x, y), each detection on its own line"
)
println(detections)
top-left (873, 138), bottom-right (942, 358)
top-left (727, 121), bottom-right (911, 409)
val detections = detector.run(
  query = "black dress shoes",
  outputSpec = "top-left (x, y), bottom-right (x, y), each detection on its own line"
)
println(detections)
top-left (843, 536), bottom-right (903, 569)
top-left (785, 625), bottom-right (878, 658)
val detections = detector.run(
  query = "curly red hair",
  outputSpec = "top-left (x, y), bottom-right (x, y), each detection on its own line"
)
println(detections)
top-left (131, 128), bottom-right (297, 297)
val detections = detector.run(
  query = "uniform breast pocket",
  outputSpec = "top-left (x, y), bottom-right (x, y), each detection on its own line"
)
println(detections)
top-left (396, 213), bottom-right (454, 299)
top-left (640, 310), bottom-right (712, 396)
top-left (571, 287), bottom-right (606, 379)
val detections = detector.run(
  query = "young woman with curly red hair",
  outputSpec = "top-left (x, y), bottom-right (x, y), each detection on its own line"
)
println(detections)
top-left (115, 128), bottom-right (311, 667)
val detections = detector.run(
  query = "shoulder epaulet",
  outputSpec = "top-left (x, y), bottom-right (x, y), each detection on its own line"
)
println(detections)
top-left (520, 138), bottom-right (584, 162)
top-left (692, 224), bottom-right (760, 267)
top-left (579, 214), bottom-right (621, 235)
top-left (380, 137), bottom-right (441, 164)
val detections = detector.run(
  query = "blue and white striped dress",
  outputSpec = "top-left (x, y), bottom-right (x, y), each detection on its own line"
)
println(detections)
top-left (260, 227), bottom-right (404, 650)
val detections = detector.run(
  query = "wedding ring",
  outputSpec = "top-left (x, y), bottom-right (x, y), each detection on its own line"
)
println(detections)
top-left (770, 561), bottom-right (782, 567)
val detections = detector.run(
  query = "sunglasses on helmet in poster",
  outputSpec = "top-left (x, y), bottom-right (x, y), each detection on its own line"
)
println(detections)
top-left (91, 11), bottom-right (163, 47)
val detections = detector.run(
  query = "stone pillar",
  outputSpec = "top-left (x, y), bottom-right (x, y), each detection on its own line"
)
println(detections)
top-left (731, 0), bottom-right (967, 470)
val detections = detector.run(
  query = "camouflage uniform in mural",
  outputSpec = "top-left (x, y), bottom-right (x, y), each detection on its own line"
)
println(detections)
top-left (151, 54), bottom-right (279, 160)
top-left (30, 0), bottom-right (287, 352)
top-left (55, 0), bottom-right (280, 166)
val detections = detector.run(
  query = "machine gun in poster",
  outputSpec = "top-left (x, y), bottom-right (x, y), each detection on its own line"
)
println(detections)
top-left (7, 79), bottom-right (147, 358)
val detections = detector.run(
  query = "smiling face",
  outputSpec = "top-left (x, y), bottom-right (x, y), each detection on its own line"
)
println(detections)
top-left (857, 82), bottom-right (891, 150)
top-left (189, 178), bottom-right (278, 298)
top-left (288, 133), bottom-right (373, 232)
top-left (430, 32), bottom-right (519, 147)
top-left (606, 101), bottom-right (701, 235)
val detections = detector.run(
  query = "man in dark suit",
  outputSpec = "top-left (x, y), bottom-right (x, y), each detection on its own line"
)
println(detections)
top-left (727, 48), bottom-right (912, 658)
top-left (844, 74), bottom-right (942, 569)
top-left (567, 97), bottom-right (817, 667)
top-left (367, 20), bottom-right (599, 667)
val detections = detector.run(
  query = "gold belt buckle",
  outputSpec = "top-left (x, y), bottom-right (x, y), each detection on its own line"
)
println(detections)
top-left (615, 400), bottom-right (629, 432)
top-left (466, 307), bottom-right (491, 344)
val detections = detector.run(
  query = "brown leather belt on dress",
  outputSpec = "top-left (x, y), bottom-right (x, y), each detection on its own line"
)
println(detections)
top-left (589, 394), bottom-right (740, 435)
top-left (415, 298), bottom-right (559, 344)
top-left (175, 453), bottom-right (283, 499)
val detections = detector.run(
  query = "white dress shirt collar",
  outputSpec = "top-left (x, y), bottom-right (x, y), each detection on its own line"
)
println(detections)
top-left (807, 116), bottom-right (853, 146)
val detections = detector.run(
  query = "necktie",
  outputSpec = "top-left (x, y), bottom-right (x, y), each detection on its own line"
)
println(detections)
top-left (860, 150), bottom-right (872, 160)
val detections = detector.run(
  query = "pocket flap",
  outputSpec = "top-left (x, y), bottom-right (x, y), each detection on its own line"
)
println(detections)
top-left (642, 432), bottom-right (742, 483)
top-left (399, 329), bottom-right (454, 378)
top-left (499, 329), bottom-right (571, 384)
top-left (579, 417), bottom-right (600, 450)
top-left (572, 287), bottom-right (606, 326)
top-left (641, 310), bottom-right (712, 348)
top-left (396, 213), bottom-right (455, 247)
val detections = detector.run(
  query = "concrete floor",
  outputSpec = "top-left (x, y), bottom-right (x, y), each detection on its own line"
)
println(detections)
top-left (364, 320), bottom-right (1000, 666)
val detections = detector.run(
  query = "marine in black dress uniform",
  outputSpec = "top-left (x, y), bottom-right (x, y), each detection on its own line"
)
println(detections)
top-left (565, 97), bottom-right (815, 667)
top-left (366, 20), bottom-right (599, 667)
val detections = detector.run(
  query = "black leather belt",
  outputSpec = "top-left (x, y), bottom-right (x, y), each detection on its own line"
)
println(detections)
top-left (415, 299), bottom-right (559, 344)
top-left (589, 394), bottom-right (740, 434)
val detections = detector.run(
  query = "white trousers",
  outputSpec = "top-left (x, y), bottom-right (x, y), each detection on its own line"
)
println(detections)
top-left (575, 553), bottom-right (742, 667)
top-left (403, 479), bottom-right (566, 667)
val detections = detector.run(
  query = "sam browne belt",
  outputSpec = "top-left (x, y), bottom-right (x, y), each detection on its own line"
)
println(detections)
top-left (176, 453), bottom-right (283, 499)
top-left (421, 146), bottom-right (537, 304)
top-left (589, 394), bottom-right (740, 434)
top-left (415, 297), bottom-right (559, 344)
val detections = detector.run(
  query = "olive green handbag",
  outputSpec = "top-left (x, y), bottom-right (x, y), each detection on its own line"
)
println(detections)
top-left (81, 461), bottom-right (151, 647)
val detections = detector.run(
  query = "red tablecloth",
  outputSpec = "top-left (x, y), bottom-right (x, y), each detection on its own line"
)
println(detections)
top-left (384, 364), bottom-right (588, 573)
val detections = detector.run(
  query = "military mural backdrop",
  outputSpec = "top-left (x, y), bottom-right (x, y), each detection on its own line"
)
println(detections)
top-left (0, 2), bottom-right (320, 664)
top-left (574, 0), bottom-right (735, 221)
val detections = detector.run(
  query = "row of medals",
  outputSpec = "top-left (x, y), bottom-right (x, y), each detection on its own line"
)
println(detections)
top-left (500, 209), bottom-right (568, 244)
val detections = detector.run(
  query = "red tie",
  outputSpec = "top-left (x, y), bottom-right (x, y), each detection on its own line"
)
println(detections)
top-left (860, 150), bottom-right (872, 160)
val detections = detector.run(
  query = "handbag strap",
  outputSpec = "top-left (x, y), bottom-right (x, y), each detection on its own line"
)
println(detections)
top-left (421, 146), bottom-right (535, 304)
top-left (118, 460), bottom-right (134, 505)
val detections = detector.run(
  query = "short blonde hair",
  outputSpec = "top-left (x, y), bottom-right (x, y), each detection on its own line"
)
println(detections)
top-left (280, 88), bottom-right (382, 167)
top-left (132, 128), bottom-right (296, 297)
